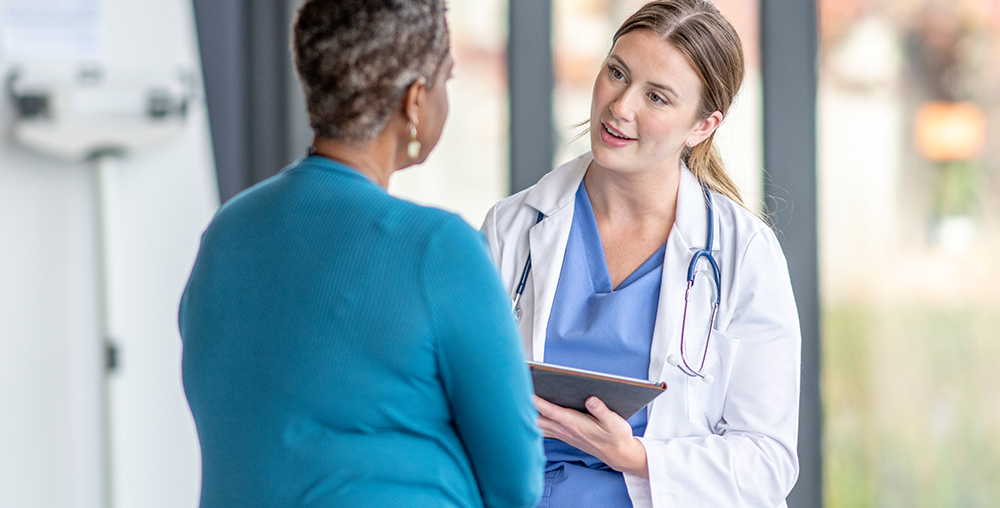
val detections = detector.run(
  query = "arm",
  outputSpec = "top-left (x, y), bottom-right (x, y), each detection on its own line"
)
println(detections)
top-left (422, 216), bottom-right (545, 508)
top-left (633, 229), bottom-right (801, 507)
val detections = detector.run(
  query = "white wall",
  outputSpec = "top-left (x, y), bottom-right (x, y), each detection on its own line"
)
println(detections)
top-left (0, 1), bottom-right (216, 506)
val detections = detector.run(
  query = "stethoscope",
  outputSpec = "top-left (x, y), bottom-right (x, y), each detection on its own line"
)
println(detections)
top-left (511, 211), bottom-right (545, 325)
top-left (511, 185), bottom-right (721, 384)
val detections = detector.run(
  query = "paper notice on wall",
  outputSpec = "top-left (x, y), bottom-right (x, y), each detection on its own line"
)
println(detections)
top-left (0, 0), bottom-right (101, 61)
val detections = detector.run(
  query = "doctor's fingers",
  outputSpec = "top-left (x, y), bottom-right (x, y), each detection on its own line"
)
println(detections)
top-left (538, 411), bottom-right (625, 466)
top-left (534, 396), bottom-right (600, 426)
top-left (536, 413), bottom-right (562, 440)
top-left (532, 394), bottom-right (561, 416)
top-left (583, 396), bottom-right (628, 432)
top-left (535, 401), bottom-right (604, 441)
top-left (581, 397), bottom-right (638, 458)
top-left (537, 412), bottom-right (596, 449)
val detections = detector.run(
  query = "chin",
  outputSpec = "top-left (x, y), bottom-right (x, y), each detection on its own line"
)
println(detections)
top-left (590, 144), bottom-right (630, 172)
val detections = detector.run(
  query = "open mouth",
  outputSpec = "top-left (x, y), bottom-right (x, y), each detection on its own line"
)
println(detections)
top-left (602, 121), bottom-right (635, 140)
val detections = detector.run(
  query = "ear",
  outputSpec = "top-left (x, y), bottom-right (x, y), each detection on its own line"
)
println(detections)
top-left (686, 110), bottom-right (724, 147)
top-left (402, 76), bottom-right (428, 127)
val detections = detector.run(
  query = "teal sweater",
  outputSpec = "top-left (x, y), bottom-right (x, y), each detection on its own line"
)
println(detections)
top-left (179, 156), bottom-right (544, 508)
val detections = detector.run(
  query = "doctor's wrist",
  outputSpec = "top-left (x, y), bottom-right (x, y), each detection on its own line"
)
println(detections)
top-left (609, 437), bottom-right (649, 479)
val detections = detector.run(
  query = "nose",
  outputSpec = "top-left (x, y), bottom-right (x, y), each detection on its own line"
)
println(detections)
top-left (609, 87), bottom-right (638, 122)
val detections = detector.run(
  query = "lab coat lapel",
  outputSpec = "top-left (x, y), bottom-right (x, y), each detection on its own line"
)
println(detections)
top-left (523, 154), bottom-right (589, 361)
top-left (649, 166), bottom-right (720, 383)
top-left (526, 211), bottom-right (571, 361)
top-left (671, 165), bottom-right (719, 254)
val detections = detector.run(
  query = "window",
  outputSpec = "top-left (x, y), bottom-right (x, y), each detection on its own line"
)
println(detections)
top-left (819, 1), bottom-right (1000, 505)
top-left (388, 0), bottom-right (510, 227)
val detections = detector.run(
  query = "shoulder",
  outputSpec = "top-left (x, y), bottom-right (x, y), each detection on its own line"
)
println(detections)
top-left (211, 156), bottom-right (379, 223)
top-left (283, 155), bottom-right (469, 240)
top-left (712, 193), bottom-right (770, 236)
top-left (483, 152), bottom-right (590, 235)
top-left (484, 186), bottom-right (532, 231)
top-left (710, 193), bottom-right (792, 286)
top-left (380, 201), bottom-right (487, 269)
top-left (211, 157), bottom-right (477, 252)
top-left (711, 192), bottom-right (785, 261)
top-left (421, 208), bottom-right (482, 249)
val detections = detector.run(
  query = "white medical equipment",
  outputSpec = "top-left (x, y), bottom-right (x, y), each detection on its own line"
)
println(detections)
top-left (6, 63), bottom-right (193, 508)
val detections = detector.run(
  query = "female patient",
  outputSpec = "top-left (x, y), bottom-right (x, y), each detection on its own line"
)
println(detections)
top-left (179, 1), bottom-right (544, 506)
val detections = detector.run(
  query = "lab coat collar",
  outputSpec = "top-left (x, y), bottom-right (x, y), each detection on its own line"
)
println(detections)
top-left (524, 152), bottom-right (720, 254)
top-left (523, 153), bottom-right (590, 218)
top-left (674, 162), bottom-right (721, 253)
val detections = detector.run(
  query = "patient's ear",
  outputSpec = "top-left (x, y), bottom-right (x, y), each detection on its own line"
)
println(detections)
top-left (402, 76), bottom-right (428, 127)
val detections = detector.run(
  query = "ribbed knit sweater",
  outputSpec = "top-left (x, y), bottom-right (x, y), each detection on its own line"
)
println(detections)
top-left (179, 156), bottom-right (544, 508)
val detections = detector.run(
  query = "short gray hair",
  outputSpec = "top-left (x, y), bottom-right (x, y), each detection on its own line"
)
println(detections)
top-left (293, 0), bottom-right (450, 142)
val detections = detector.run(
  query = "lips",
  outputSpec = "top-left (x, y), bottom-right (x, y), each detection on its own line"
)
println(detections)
top-left (603, 122), bottom-right (634, 140)
top-left (599, 121), bottom-right (636, 147)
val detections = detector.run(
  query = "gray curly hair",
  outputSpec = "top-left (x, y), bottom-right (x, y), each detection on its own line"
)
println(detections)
top-left (293, 0), bottom-right (450, 142)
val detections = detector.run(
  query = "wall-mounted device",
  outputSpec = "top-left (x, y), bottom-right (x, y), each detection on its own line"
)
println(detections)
top-left (6, 64), bottom-right (193, 161)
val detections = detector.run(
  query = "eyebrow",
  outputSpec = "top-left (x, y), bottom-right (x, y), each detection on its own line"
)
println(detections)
top-left (609, 54), bottom-right (680, 100)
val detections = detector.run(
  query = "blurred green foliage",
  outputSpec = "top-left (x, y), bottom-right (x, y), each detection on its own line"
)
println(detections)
top-left (933, 161), bottom-right (981, 218)
top-left (823, 305), bottom-right (1000, 507)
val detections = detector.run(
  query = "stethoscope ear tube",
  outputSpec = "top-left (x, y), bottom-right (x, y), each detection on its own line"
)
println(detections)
top-left (511, 211), bottom-right (546, 324)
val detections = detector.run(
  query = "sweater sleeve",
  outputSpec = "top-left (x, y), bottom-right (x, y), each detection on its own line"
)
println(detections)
top-left (421, 215), bottom-right (545, 508)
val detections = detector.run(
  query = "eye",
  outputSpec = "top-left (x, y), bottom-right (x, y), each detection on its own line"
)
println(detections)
top-left (609, 65), bottom-right (625, 81)
top-left (649, 92), bottom-right (666, 104)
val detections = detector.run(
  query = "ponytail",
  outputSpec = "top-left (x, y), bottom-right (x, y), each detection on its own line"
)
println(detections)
top-left (683, 132), bottom-right (745, 208)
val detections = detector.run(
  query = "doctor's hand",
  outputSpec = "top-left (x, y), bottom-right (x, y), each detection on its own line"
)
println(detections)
top-left (534, 395), bottom-right (649, 479)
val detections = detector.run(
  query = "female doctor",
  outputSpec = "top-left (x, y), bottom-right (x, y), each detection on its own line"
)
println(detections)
top-left (481, 1), bottom-right (801, 506)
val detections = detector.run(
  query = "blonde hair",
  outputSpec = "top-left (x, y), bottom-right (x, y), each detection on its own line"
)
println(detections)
top-left (613, 0), bottom-right (747, 208)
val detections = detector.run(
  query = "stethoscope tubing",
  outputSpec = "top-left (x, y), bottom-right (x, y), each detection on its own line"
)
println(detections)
top-left (511, 255), bottom-right (531, 323)
top-left (512, 211), bottom-right (545, 324)
top-left (511, 185), bottom-right (721, 383)
top-left (674, 186), bottom-right (721, 383)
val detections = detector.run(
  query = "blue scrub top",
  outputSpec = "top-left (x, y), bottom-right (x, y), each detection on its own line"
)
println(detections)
top-left (540, 181), bottom-right (665, 508)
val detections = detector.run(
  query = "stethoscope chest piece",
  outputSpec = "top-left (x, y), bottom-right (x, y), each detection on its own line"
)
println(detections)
top-left (667, 353), bottom-right (715, 384)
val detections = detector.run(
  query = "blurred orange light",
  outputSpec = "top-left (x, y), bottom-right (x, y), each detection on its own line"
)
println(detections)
top-left (914, 101), bottom-right (986, 162)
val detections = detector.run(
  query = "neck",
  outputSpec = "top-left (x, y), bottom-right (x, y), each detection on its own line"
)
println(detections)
top-left (584, 157), bottom-right (682, 227)
top-left (310, 132), bottom-right (406, 189)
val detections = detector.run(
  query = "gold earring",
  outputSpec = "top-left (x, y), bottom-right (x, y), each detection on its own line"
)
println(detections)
top-left (407, 122), bottom-right (421, 159)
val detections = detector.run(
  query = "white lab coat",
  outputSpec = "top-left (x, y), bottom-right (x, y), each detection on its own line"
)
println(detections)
top-left (481, 152), bottom-right (801, 508)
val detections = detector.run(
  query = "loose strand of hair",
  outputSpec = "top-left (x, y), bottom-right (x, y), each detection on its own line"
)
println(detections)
top-left (686, 138), bottom-right (769, 222)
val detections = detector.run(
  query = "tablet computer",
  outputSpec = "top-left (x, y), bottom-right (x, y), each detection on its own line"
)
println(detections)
top-left (528, 361), bottom-right (667, 420)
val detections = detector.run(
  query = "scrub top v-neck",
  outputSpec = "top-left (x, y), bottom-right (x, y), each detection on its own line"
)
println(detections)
top-left (539, 180), bottom-right (665, 508)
